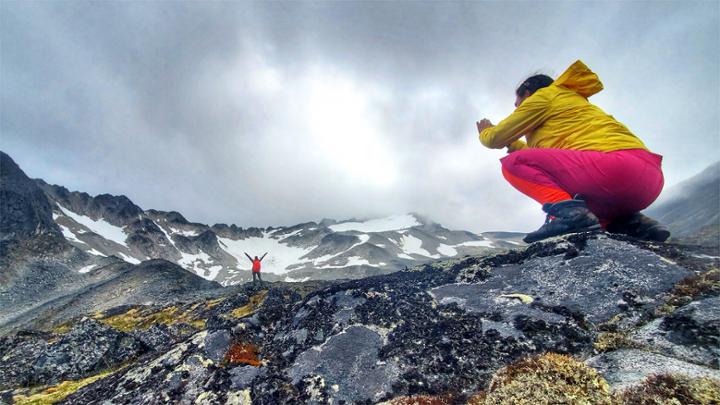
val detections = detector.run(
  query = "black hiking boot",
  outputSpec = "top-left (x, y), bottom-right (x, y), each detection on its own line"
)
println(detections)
top-left (606, 212), bottom-right (671, 242)
top-left (523, 198), bottom-right (601, 243)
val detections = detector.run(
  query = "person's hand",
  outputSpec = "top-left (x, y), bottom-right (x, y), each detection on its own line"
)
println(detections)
top-left (476, 119), bottom-right (493, 134)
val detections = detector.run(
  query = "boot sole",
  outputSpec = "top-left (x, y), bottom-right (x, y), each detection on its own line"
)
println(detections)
top-left (523, 223), bottom-right (602, 244)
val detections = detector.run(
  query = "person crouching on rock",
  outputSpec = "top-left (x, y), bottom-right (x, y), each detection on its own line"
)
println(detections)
top-left (245, 252), bottom-right (267, 284)
top-left (476, 60), bottom-right (670, 243)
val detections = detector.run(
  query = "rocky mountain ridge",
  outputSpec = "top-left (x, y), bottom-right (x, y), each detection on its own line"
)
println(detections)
top-left (17, 152), bottom-right (516, 285)
top-left (647, 161), bottom-right (720, 248)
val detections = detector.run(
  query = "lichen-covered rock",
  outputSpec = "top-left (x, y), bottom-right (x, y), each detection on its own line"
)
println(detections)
top-left (630, 296), bottom-right (719, 368)
top-left (61, 331), bottom-right (223, 404)
top-left (130, 323), bottom-right (190, 352)
top-left (288, 325), bottom-right (399, 403)
top-left (0, 319), bottom-right (145, 389)
top-left (433, 235), bottom-right (692, 325)
top-left (33, 318), bottom-right (145, 385)
top-left (0, 331), bottom-right (49, 389)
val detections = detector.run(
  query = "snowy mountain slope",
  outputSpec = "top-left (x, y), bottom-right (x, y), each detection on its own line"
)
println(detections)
top-left (36, 181), bottom-right (515, 285)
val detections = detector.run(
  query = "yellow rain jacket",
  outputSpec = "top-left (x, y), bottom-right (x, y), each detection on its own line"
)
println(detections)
top-left (479, 60), bottom-right (649, 152)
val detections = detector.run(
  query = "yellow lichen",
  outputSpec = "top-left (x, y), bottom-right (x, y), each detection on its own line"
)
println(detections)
top-left (96, 305), bottom-right (206, 332)
top-left (499, 293), bottom-right (534, 304)
top-left (12, 369), bottom-right (114, 405)
top-left (190, 319), bottom-right (207, 329)
top-left (227, 291), bottom-right (268, 319)
top-left (50, 322), bottom-right (73, 335)
top-left (617, 373), bottom-right (720, 404)
top-left (225, 389), bottom-right (252, 405)
top-left (205, 297), bottom-right (225, 309)
top-left (479, 353), bottom-right (613, 405)
top-left (594, 332), bottom-right (642, 353)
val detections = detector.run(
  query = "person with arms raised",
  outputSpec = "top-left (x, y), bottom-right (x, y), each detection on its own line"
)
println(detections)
top-left (245, 252), bottom-right (268, 284)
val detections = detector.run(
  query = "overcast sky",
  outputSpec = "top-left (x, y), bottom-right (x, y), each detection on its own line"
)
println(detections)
top-left (1, 1), bottom-right (718, 232)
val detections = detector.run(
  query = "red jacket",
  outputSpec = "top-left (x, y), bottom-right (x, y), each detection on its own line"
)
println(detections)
top-left (252, 259), bottom-right (261, 273)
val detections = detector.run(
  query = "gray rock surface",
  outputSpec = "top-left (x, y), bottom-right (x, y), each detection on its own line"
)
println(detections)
top-left (629, 296), bottom-right (719, 367)
top-left (431, 236), bottom-right (691, 324)
top-left (288, 325), bottom-right (399, 403)
top-left (587, 349), bottom-right (720, 391)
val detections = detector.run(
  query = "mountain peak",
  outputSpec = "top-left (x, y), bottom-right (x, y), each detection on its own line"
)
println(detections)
top-left (0, 151), bottom-right (62, 241)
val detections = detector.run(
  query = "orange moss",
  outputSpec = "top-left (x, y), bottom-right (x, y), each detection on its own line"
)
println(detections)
top-left (224, 342), bottom-right (261, 367)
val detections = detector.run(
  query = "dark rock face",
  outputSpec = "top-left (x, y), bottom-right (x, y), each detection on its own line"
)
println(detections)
top-left (304, 233), bottom-right (361, 259)
top-left (0, 151), bottom-right (61, 241)
top-left (0, 319), bottom-right (146, 389)
top-left (0, 330), bottom-right (50, 389)
top-left (131, 323), bottom-right (189, 353)
top-left (125, 218), bottom-right (179, 261)
top-left (211, 223), bottom-right (264, 239)
top-left (37, 181), bottom-right (143, 228)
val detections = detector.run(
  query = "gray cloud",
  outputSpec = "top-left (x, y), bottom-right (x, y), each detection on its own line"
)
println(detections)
top-left (2, 1), bottom-right (718, 232)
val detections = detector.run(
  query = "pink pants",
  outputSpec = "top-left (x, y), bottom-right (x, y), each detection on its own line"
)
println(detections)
top-left (500, 148), bottom-right (664, 224)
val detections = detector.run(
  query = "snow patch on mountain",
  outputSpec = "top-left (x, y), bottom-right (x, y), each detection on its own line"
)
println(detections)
top-left (400, 234), bottom-right (437, 258)
top-left (437, 244), bottom-right (457, 256)
top-left (118, 252), bottom-right (141, 264)
top-left (57, 205), bottom-right (129, 247)
top-left (171, 228), bottom-right (200, 237)
top-left (328, 214), bottom-right (421, 233)
top-left (78, 264), bottom-right (97, 274)
top-left (178, 252), bottom-right (223, 280)
top-left (57, 223), bottom-right (85, 245)
top-left (157, 224), bottom-right (177, 247)
top-left (319, 256), bottom-right (374, 269)
top-left (458, 240), bottom-right (494, 248)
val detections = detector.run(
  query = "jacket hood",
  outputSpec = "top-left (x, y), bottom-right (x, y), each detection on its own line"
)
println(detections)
top-left (553, 60), bottom-right (604, 98)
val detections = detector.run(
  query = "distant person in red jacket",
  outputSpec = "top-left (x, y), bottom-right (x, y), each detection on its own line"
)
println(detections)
top-left (244, 252), bottom-right (267, 284)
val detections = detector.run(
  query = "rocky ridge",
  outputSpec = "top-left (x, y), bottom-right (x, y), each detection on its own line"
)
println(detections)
top-left (1, 232), bottom-right (718, 404)
top-left (0, 149), bottom-right (514, 285)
